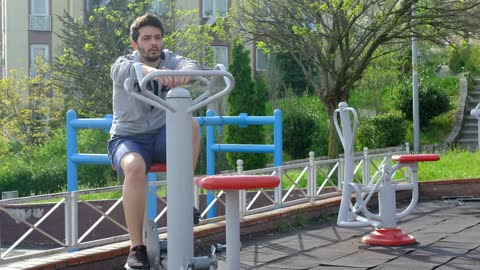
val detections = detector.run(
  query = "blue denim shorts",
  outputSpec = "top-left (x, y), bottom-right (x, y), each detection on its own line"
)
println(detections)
top-left (107, 127), bottom-right (166, 177)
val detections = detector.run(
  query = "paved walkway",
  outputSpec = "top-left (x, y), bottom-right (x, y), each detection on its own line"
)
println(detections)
top-left (3, 199), bottom-right (480, 269)
top-left (215, 200), bottom-right (480, 269)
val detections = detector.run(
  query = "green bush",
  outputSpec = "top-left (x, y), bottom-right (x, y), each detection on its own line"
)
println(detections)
top-left (270, 95), bottom-right (329, 159)
top-left (448, 45), bottom-right (480, 74)
top-left (77, 129), bottom-right (116, 187)
top-left (0, 128), bottom-right (115, 196)
top-left (0, 162), bottom-right (33, 197)
top-left (394, 78), bottom-right (450, 129)
top-left (282, 107), bottom-right (318, 159)
top-left (356, 111), bottom-right (407, 150)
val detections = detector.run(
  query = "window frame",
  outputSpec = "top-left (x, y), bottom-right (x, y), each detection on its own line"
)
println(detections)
top-left (202, 0), bottom-right (227, 19)
top-left (204, 45), bottom-right (228, 69)
top-left (256, 47), bottom-right (268, 72)
top-left (31, 0), bottom-right (49, 16)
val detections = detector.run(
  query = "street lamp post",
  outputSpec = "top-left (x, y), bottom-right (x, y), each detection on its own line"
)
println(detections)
top-left (412, 2), bottom-right (420, 153)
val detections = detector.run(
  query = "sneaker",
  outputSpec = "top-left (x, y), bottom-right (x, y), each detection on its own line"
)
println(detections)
top-left (193, 206), bottom-right (200, 225)
top-left (125, 245), bottom-right (150, 270)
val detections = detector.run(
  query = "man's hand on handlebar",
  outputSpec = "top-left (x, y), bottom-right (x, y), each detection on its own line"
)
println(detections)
top-left (155, 66), bottom-right (191, 88)
top-left (141, 64), bottom-right (192, 89)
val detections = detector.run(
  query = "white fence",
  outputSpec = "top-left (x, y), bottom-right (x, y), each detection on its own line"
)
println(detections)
top-left (0, 145), bottom-right (409, 265)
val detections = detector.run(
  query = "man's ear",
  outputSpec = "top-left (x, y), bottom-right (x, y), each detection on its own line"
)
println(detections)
top-left (131, 40), bottom-right (137, 50)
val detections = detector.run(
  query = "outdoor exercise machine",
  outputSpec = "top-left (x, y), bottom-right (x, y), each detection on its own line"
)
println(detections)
top-left (334, 102), bottom-right (439, 246)
top-left (124, 63), bottom-right (237, 269)
top-left (65, 68), bottom-right (283, 269)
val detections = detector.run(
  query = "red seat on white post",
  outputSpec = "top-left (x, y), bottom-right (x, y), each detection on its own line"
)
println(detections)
top-left (195, 174), bottom-right (280, 270)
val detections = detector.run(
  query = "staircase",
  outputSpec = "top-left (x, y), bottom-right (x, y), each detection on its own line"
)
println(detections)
top-left (455, 78), bottom-right (480, 150)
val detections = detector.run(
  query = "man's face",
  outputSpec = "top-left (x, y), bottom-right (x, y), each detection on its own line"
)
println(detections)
top-left (132, 25), bottom-right (163, 64)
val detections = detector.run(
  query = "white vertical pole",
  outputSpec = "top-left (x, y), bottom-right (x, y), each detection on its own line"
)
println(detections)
top-left (337, 102), bottom-right (355, 224)
top-left (166, 87), bottom-right (194, 270)
top-left (378, 162), bottom-right (397, 228)
top-left (412, 3), bottom-right (420, 153)
top-left (226, 190), bottom-right (241, 270)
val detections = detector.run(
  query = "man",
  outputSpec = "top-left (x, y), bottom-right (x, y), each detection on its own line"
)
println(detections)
top-left (108, 13), bottom-right (200, 270)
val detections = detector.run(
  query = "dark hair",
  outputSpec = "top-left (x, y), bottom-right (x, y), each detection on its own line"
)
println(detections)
top-left (130, 13), bottom-right (165, 43)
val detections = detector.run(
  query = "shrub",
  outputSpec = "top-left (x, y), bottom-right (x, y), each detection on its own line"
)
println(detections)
top-left (282, 108), bottom-right (318, 159)
top-left (0, 128), bottom-right (115, 196)
top-left (356, 111), bottom-right (407, 150)
top-left (448, 44), bottom-right (480, 74)
top-left (394, 78), bottom-right (450, 129)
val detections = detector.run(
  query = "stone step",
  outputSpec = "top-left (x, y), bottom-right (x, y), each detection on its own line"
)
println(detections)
top-left (459, 131), bottom-right (478, 138)
top-left (456, 137), bottom-right (479, 144)
top-left (464, 122), bottom-right (478, 128)
top-left (461, 128), bottom-right (478, 134)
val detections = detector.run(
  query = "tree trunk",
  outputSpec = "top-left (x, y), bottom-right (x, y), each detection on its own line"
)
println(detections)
top-left (318, 88), bottom-right (349, 159)
top-left (327, 105), bottom-right (339, 159)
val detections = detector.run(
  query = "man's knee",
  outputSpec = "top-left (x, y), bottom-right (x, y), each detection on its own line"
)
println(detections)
top-left (121, 153), bottom-right (147, 177)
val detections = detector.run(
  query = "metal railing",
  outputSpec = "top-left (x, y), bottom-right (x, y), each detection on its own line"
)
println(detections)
top-left (29, 15), bottom-right (52, 31)
top-left (0, 145), bottom-right (409, 265)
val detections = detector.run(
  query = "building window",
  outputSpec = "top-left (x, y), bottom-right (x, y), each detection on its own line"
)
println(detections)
top-left (150, 0), bottom-right (171, 16)
top-left (30, 44), bottom-right (49, 77)
top-left (30, 0), bottom-right (51, 31)
top-left (204, 46), bottom-right (228, 69)
top-left (256, 48), bottom-right (268, 71)
top-left (87, 0), bottom-right (111, 11)
top-left (202, 0), bottom-right (227, 19)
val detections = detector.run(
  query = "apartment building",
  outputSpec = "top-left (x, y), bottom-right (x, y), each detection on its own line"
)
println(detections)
top-left (0, 0), bottom-right (267, 79)
top-left (0, 0), bottom-right (85, 78)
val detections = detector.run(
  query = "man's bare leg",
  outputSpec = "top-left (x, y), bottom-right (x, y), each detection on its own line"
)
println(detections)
top-left (121, 153), bottom-right (147, 248)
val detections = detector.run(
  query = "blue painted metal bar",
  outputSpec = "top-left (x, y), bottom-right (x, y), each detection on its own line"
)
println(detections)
top-left (67, 108), bottom-right (283, 220)
top-left (69, 154), bottom-right (111, 164)
top-left (196, 115), bottom-right (276, 126)
top-left (273, 109), bottom-right (283, 167)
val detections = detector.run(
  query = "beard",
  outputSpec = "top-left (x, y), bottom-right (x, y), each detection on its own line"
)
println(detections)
top-left (138, 47), bottom-right (162, 63)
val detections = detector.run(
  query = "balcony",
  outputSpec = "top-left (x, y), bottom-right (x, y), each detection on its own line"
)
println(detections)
top-left (29, 15), bottom-right (52, 31)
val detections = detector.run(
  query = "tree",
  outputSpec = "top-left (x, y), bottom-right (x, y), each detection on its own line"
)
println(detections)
top-left (231, 0), bottom-right (480, 157)
top-left (53, 0), bottom-right (224, 116)
top-left (0, 59), bottom-right (63, 152)
top-left (225, 41), bottom-right (267, 170)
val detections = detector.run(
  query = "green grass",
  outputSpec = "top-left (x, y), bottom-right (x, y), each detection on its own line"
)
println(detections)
top-left (418, 148), bottom-right (480, 181)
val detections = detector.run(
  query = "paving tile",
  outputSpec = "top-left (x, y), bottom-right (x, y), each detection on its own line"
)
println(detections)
top-left (251, 253), bottom-right (322, 269)
top-left (319, 248), bottom-right (398, 268)
top-left (447, 249), bottom-right (480, 266)
top-left (431, 239), bottom-right (480, 250)
top-left (435, 264), bottom-right (479, 270)
top-left (309, 266), bottom-right (367, 270)
top-left (234, 245), bottom-right (297, 267)
top-left (372, 262), bottom-right (437, 270)
top-left (407, 232), bottom-right (448, 246)
top-left (419, 216), bottom-right (479, 233)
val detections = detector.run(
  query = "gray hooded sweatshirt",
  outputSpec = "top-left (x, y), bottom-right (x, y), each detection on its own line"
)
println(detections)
top-left (109, 50), bottom-right (199, 137)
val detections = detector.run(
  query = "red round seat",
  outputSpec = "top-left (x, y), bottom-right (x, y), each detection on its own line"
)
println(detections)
top-left (195, 175), bottom-right (280, 190)
top-left (149, 163), bottom-right (167, 172)
top-left (391, 154), bottom-right (440, 163)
